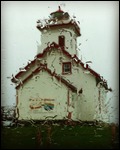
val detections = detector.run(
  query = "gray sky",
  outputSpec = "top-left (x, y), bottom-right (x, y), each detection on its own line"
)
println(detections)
top-left (1, 1), bottom-right (119, 123)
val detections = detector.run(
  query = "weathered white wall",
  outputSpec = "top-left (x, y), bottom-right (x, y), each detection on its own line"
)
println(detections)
top-left (16, 46), bottom-right (107, 121)
top-left (16, 62), bottom-right (37, 86)
top-left (17, 69), bottom-right (75, 120)
top-left (43, 48), bottom-right (107, 121)
top-left (95, 84), bottom-right (108, 122)
top-left (78, 75), bottom-right (98, 121)
top-left (37, 26), bottom-right (78, 56)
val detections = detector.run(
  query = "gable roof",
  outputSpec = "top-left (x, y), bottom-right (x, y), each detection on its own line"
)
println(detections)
top-left (12, 42), bottom-right (110, 91)
top-left (14, 42), bottom-right (73, 79)
top-left (16, 64), bottom-right (77, 93)
top-left (35, 42), bottom-right (101, 79)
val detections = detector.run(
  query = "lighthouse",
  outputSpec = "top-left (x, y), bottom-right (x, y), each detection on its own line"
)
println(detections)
top-left (36, 6), bottom-right (81, 56)
top-left (11, 7), bottom-right (111, 122)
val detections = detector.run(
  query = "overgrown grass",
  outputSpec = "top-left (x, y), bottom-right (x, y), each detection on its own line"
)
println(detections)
top-left (1, 124), bottom-right (119, 149)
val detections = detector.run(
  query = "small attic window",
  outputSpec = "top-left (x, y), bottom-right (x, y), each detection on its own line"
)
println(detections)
top-left (62, 62), bottom-right (71, 74)
top-left (59, 35), bottom-right (65, 47)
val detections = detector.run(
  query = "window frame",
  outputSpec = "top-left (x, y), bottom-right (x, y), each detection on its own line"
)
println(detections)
top-left (62, 62), bottom-right (72, 75)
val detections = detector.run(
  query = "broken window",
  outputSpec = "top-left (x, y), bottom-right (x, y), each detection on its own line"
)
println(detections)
top-left (59, 35), bottom-right (65, 47)
top-left (62, 62), bottom-right (71, 74)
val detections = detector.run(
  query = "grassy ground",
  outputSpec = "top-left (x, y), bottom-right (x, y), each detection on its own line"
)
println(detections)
top-left (1, 123), bottom-right (119, 149)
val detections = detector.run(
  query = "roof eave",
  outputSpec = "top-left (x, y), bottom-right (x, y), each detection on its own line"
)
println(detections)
top-left (36, 21), bottom-right (81, 36)
top-left (16, 65), bottom-right (77, 93)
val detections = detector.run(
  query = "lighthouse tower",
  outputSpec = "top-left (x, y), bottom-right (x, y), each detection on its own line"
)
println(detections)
top-left (36, 6), bottom-right (81, 56)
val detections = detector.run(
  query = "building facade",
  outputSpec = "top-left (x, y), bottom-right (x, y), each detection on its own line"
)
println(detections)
top-left (11, 7), bottom-right (111, 122)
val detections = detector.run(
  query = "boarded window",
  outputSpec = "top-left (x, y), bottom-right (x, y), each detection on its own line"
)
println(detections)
top-left (62, 62), bottom-right (71, 74)
top-left (59, 35), bottom-right (65, 47)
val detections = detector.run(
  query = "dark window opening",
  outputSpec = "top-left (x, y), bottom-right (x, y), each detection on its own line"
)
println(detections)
top-left (59, 35), bottom-right (65, 47)
top-left (62, 62), bottom-right (71, 74)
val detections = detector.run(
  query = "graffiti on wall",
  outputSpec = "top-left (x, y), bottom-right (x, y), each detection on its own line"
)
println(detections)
top-left (29, 98), bottom-right (54, 111)
top-left (44, 99), bottom-right (54, 111)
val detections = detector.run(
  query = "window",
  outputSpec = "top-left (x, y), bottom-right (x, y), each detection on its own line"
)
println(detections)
top-left (59, 35), bottom-right (65, 47)
top-left (62, 62), bottom-right (71, 74)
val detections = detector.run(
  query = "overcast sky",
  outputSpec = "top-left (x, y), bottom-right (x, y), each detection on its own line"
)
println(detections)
top-left (1, 1), bottom-right (119, 123)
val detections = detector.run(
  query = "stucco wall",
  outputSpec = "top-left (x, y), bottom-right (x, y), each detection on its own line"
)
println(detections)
top-left (16, 62), bottom-right (38, 86)
top-left (95, 85), bottom-right (108, 122)
top-left (16, 47), bottom-right (107, 121)
top-left (17, 70), bottom-right (75, 120)
top-left (37, 26), bottom-right (77, 56)
top-left (43, 48), bottom-right (106, 121)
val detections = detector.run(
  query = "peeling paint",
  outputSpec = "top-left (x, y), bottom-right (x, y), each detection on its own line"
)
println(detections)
top-left (11, 7), bottom-right (111, 122)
